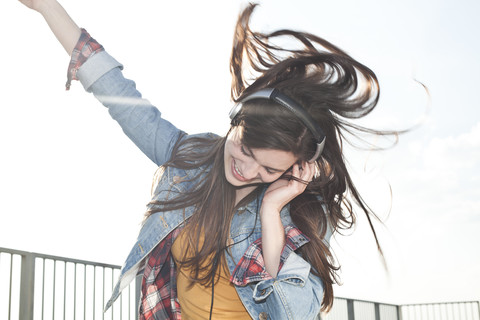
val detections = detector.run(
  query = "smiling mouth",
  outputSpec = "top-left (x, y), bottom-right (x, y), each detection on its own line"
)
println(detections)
top-left (232, 159), bottom-right (248, 182)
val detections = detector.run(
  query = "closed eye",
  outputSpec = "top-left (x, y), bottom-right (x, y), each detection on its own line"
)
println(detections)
top-left (265, 167), bottom-right (279, 175)
top-left (264, 166), bottom-right (285, 175)
top-left (242, 145), bottom-right (285, 175)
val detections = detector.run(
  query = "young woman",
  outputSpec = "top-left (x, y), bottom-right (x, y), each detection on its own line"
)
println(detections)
top-left (19, 0), bottom-right (390, 319)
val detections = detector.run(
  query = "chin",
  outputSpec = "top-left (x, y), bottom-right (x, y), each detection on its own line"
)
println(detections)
top-left (226, 177), bottom-right (264, 190)
top-left (225, 174), bottom-right (242, 187)
top-left (225, 171), bottom-right (250, 187)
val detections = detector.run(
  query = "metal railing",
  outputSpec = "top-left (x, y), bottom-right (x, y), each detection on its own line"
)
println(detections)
top-left (401, 301), bottom-right (480, 320)
top-left (321, 297), bottom-right (401, 320)
top-left (0, 247), bottom-right (139, 320)
top-left (321, 298), bottom-right (480, 320)
top-left (2, 246), bottom-right (480, 320)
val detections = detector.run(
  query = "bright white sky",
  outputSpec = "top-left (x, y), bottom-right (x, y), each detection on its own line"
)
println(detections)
top-left (1, 0), bottom-right (479, 307)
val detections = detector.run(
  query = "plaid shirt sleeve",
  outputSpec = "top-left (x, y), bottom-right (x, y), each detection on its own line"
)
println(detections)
top-left (140, 227), bottom-right (183, 320)
top-left (230, 225), bottom-right (310, 286)
top-left (65, 28), bottom-right (104, 90)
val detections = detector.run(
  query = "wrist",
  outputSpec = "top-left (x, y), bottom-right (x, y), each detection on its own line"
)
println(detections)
top-left (37, 0), bottom-right (58, 15)
top-left (260, 203), bottom-right (281, 218)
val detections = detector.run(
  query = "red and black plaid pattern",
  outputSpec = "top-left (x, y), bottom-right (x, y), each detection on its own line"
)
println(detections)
top-left (140, 227), bottom-right (183, 320)
top-left (230, 225), bottom-right (309, 286)
top-left (140, 224), bottom-right (308, 319)
top-left (65, 28), bottom-right (104, 90)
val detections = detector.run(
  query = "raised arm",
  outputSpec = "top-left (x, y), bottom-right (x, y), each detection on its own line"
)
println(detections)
top-left (17, 0), bottom-right (186, 166)
top-left (19, 0), bottom-right (81, 55)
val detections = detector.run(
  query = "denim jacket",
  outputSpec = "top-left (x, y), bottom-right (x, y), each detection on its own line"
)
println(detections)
top-left (76, 51), bottom-right (328, 320)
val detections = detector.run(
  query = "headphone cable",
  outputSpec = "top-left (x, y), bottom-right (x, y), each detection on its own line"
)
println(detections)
top-left (209, 254), bottom-right (219, 320)
top-left (208, 191), bottom-right (261, 320)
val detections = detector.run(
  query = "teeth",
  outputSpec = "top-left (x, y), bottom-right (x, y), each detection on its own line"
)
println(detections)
top-left (234, 161), bottom-right (244, 177)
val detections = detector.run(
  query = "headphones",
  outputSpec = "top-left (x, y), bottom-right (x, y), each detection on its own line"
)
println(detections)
top-left (229, 88), bottom-right (326, 162)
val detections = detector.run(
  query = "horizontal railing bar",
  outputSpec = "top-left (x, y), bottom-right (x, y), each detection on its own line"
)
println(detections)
top-left (402, 301), bottom-right (480, 307)
top-left (334, 296), bottom-right (400, 307)
top-left (325, 296), bottom-right (480, 309)
top-left (0, 247), bottom-right (120, 269)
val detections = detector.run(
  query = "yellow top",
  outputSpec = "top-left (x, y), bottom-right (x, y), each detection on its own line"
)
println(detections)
top-left (171, 228), bottom-right (250, 319)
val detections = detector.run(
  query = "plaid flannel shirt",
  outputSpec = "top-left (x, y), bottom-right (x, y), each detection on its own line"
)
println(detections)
top-left (139, 227), bottom-right (183, 320)
top-left (66, 28), bottom-right (104, 90)
top-left (140, 224), bottom-right (309, 319)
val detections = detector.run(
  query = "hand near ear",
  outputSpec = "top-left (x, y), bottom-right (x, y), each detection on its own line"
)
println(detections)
top-left (262, 162), bottom-right (315, 213)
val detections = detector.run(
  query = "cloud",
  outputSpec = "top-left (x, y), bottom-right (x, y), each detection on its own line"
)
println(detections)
top-left (356, 123), bottom-right (480, 303)
top-left (420, 122), bottom-right (480, 184)
top-left (393, 122), bottom-right (480, 221)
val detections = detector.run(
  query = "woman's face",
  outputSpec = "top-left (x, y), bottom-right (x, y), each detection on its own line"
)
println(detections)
top-left (224, 126), bottom-right (297, 187)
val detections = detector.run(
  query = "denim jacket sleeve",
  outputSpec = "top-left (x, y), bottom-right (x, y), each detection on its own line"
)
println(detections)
top-left (251, 252), bottom-right (324, 319)
top-left (76, 51), bottom-right (185, 166)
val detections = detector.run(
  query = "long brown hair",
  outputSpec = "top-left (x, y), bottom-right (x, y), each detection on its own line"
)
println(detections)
top-left (146, 3), bottom-right (395, 312)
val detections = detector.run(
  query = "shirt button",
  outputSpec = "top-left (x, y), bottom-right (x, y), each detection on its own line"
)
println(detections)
top-left (260, 289), bottom-right (266, 295)
top-left (259, 312), bottom-right (269, 320)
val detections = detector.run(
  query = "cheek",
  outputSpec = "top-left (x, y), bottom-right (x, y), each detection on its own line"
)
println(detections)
top-left (262, 172), bottom-right (284, 183)
top-left (226, 140), bottom-right (240, 158)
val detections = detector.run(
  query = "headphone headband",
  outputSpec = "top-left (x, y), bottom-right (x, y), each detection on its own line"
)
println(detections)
top-left (229, 88), bottom-right (326, 162)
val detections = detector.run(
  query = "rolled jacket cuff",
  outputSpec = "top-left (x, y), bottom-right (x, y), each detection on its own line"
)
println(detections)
top-left (252, 251), bottom-right (311, 302)
top-left (76, 51), bottom-right (123, 91)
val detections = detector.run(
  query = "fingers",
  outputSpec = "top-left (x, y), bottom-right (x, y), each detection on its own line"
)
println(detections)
top-left (263, 162), bottom-right (314, 210)
top-left (293, 162), bottom-right (315, 186)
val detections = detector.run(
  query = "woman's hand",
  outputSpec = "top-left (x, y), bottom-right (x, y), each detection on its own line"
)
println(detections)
top-left (262, 161), bottom-right (315, 213)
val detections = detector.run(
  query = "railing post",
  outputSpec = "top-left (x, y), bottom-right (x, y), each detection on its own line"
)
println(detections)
top-left (397, 305), bottom-right (403, 320)
top-left (347, 299), bottom-right (355, 320)
top-left (476, 301), bottom-right (480, 319)
top-left (19, 253), bottom-right (35, 320)
top-left (135, 273), bottom-right (142, 320)
top-left (374, 302), bottom-right (380, 320)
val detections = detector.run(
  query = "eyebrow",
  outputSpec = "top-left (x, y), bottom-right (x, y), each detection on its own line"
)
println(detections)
top-left (246, 146), bottom-right (286, 173)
